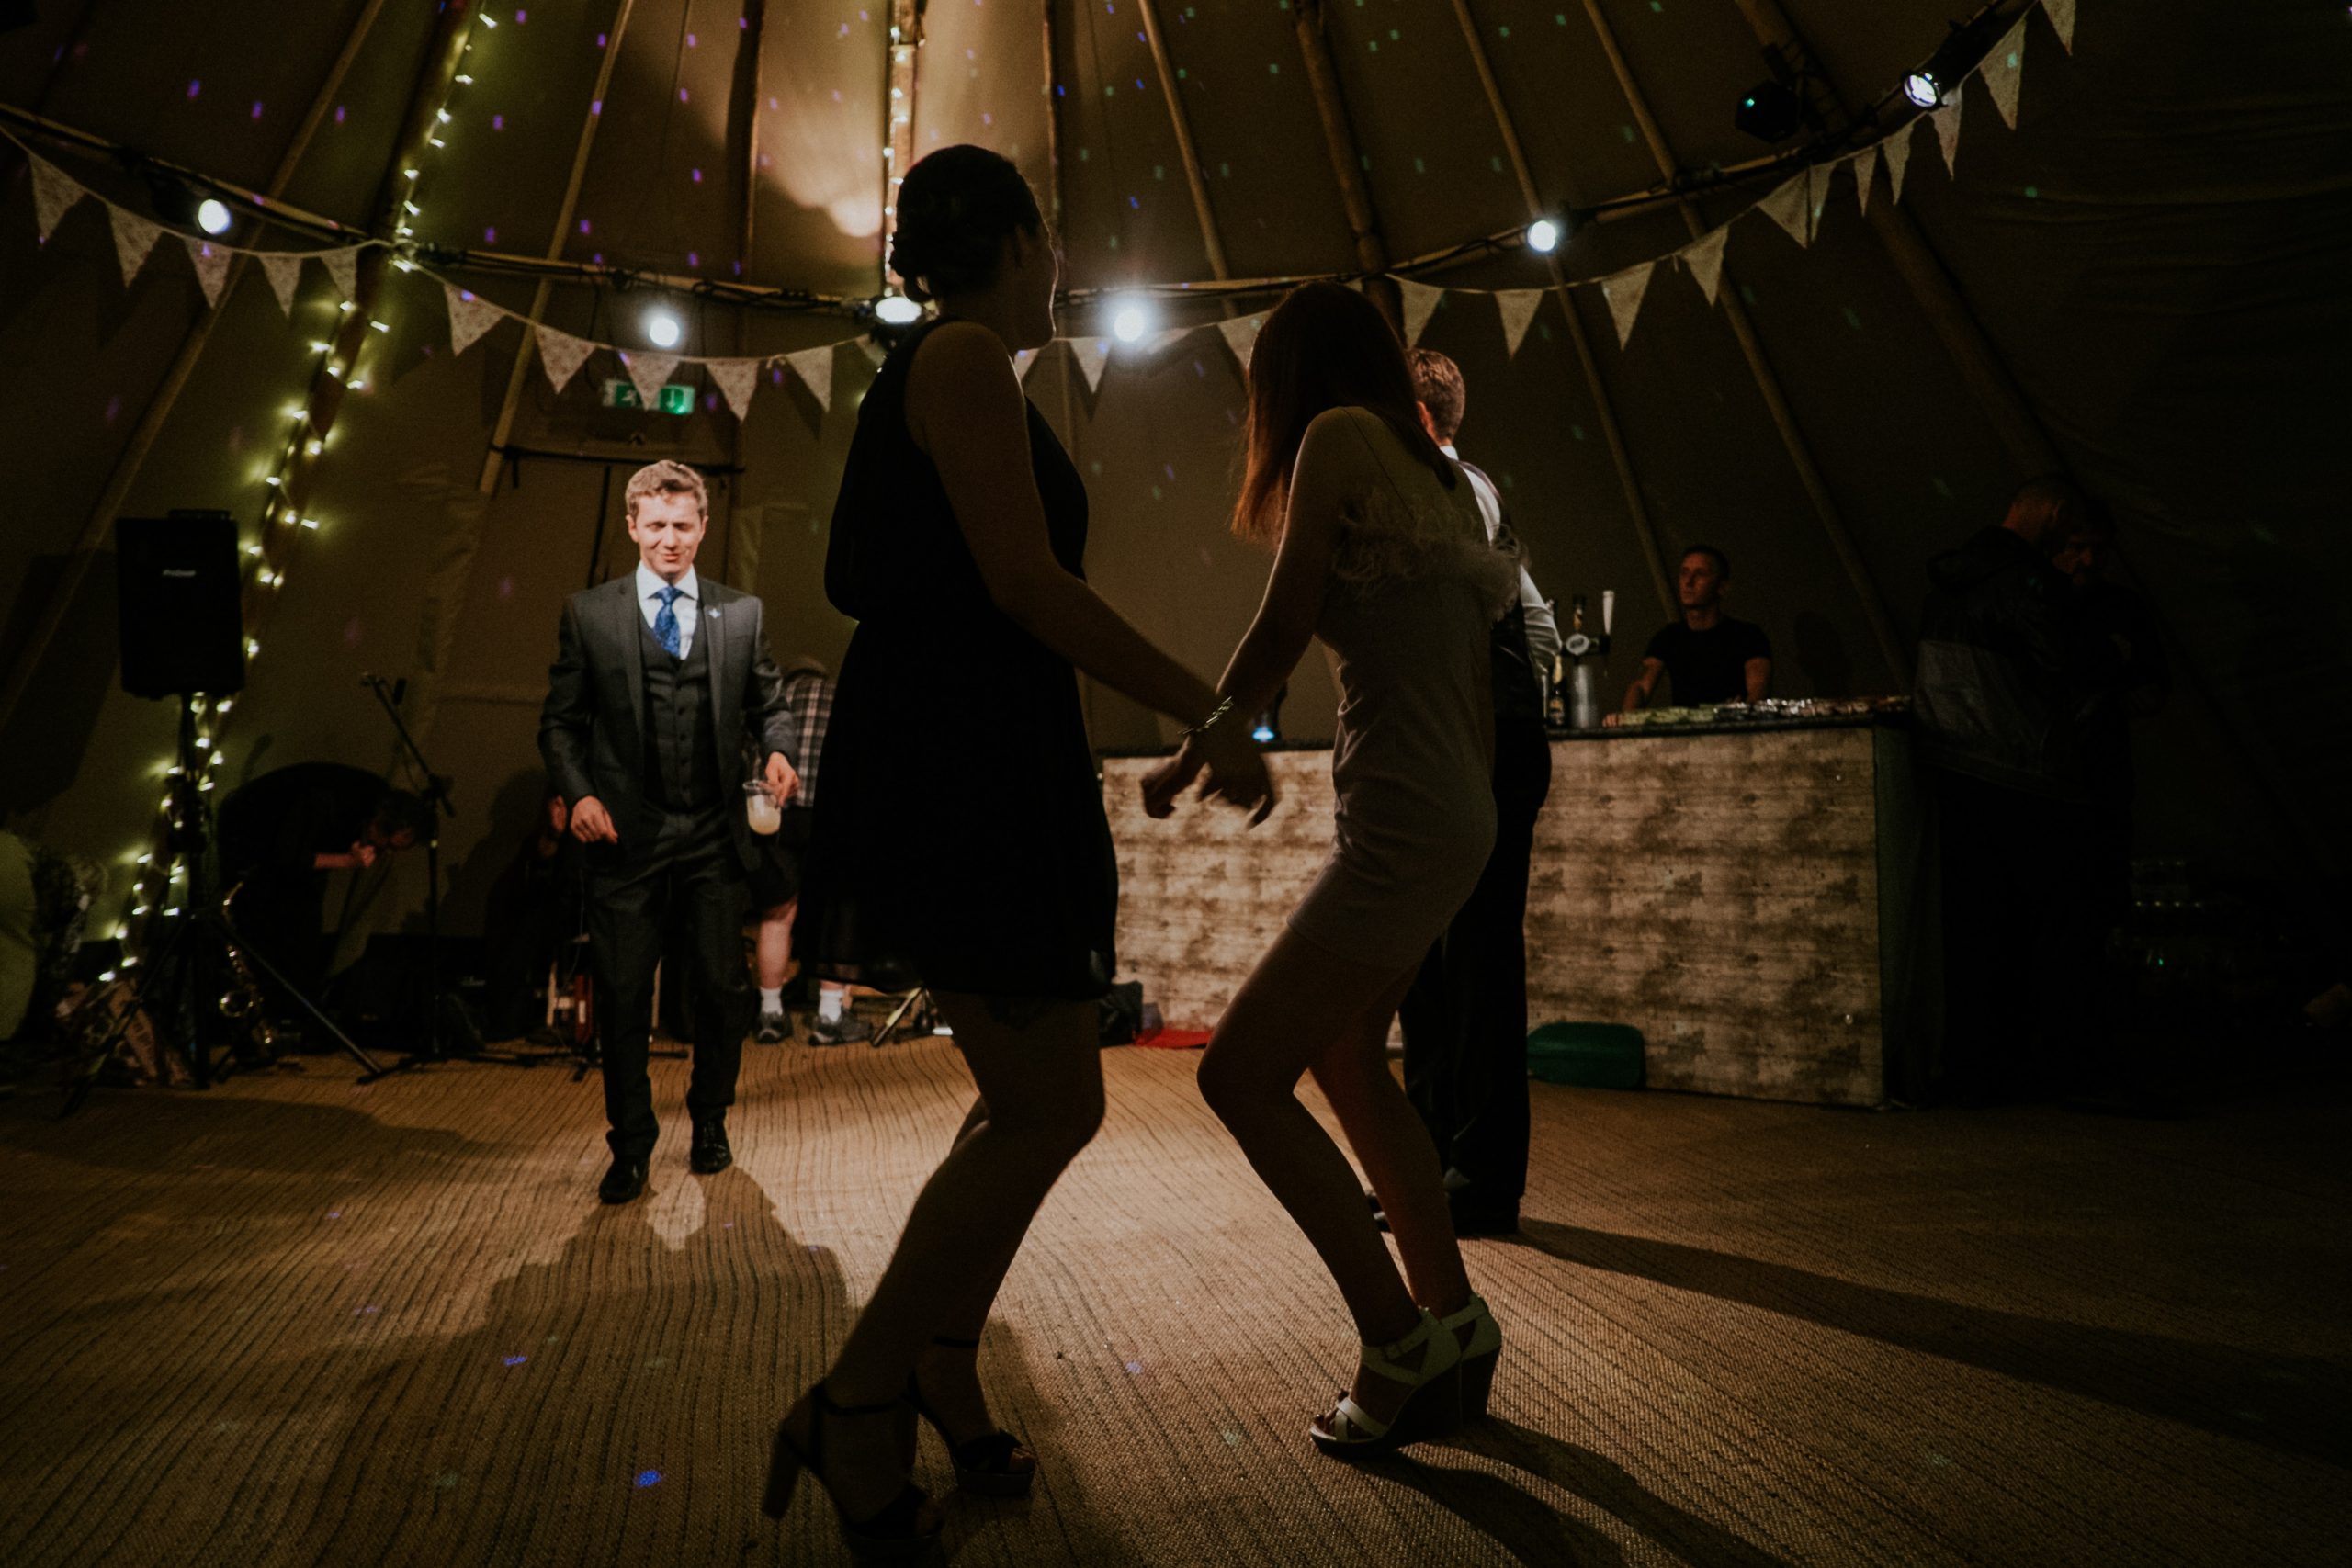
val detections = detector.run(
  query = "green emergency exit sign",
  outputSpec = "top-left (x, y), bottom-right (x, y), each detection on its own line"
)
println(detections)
top-left (601, 379), bottom-right (695, 415)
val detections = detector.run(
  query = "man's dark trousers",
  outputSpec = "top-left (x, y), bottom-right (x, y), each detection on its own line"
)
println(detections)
top-left (588, 807), bottom-right (750, 1156)
top-left (1400, 716), bottom-right (1553, 1215)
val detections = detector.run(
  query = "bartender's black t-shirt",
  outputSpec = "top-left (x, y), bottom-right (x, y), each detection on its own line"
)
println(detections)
top-left (1644, 617), bottom-right (1771, 705)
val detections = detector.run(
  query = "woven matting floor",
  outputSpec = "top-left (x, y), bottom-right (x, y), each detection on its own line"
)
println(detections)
top-left (2, 1038), bottom-right (2346, 1567)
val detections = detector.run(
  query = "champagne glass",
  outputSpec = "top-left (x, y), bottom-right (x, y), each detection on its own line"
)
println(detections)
top-left (743, 779), bottom-right (782, 836)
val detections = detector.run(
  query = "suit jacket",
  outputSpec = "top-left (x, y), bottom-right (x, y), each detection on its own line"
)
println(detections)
top-left (538, 574), bottom-right (798, 870)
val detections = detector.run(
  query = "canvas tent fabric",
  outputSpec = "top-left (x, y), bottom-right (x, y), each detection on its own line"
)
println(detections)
top-left (1, 0), bottom-right (2347, 955)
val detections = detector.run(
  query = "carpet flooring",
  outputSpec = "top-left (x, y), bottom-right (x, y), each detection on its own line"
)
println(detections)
top-left (1, 1039), bottom-right (2346, 1567)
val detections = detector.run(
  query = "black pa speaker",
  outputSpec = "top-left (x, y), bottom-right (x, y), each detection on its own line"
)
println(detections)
top-left (117, 512), bottom-right (246, 699)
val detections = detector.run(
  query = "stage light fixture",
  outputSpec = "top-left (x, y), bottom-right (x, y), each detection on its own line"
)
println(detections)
top-left (1735, 80), bottom-right (1804, 142)
top-left (872, 293), bottom-right (923, 326)
top-left (645, 308), bottom-right (683, 348)
top-left (1110, 295), bottom-right (1152, 344)
top-left (1523, 218), bottom-right (1561, 254)
top-left (1905, 14), bottom-right (2003, 109)
top-left (195, 197), bottom-right (232, 235)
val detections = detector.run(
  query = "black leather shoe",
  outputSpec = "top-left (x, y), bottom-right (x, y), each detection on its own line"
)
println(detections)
top-left (599, 1153), bottom-right (649, 1205)
top-left (689, 1120), bottom-right (732, 1175)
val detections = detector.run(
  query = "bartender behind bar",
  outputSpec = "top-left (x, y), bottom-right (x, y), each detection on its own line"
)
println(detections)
top-left (1623, 546), bottom-right (1773, 711)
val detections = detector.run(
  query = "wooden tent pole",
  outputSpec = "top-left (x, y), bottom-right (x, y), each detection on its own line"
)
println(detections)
top-left (1136, 0), bottom-right (1230, 285)
top-left (1041, 0), bottom-right (1065, 226)
top-left (476, 0), bottom-right (640, 495)
top-left (1447, 0), bottom-right (1672, 623)
top-left (737, 0), bottom-right (768, 276)
top-left (0, 0), bottom-right (392, 741)
top-left (1290, 0), bottom-right (1397, 333)
top-left (1575, 0), bottom-right (1910, 686)
top-left (1724, 0), bottom-right (2062, 475)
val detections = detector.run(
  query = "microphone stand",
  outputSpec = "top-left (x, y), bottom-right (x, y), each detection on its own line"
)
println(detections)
top-left (364, 674), bottom-right (521, 1070)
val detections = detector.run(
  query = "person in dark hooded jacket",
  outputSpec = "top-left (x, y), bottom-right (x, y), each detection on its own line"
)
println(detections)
top-left (1915, 477), bottom-right (2125, 1103)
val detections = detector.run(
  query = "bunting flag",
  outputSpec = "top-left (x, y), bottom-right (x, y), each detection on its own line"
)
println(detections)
top-left (1145, 326), bottom-right (1191, 356)
top-left (1012, 347), bottom-right (1039, 382)
top-left (621, 350), bottom-right (678, 409)
top-left (1497, 289), bottom-right (1544, 358)
top-left (1852, 143), bottom-right (1883, 216)
top-left (1069, 336), bottom-right (1112, 394)
top-left (786, 344), bottom-right (836, 412)
top-left (1682, 228), bottom-right (1730, 308)
top-left (1600, 264), bottom-right (1652, 348)
top-left (537, 324), bottom-right (596, 393)
top-left (1935, 94), bottom-right (1965, 176)
top-left (322, 246), bottom-right (358, 302)
top-left (1807, 162), bottom-right (1838, 235)
top-left (1885, 121), bottom-right (1917, 206)
top-left (1758, 176), bottom-right (1811, 247)
top-left (2047, 0), bottom-right (2077, 52)
top-left (443, 282), bottom-right (503, 355)
top-left (1983, 21), bottom-right (2027, 129)
top-left (707, 358), bottom-right (761, 421)
top-left (1396, 277), bottom-right (1443, 348)
top-left (857, 338), bottom-right (888, 368)
top-left (107, 205), bottom-right (163, 288)
top-left (182, 236), bottom-right (232, 308)
top-left (28, 152), bottom-right (82, 242)
top-left (259, 254), bottom-right (305, 316)
top-left (1215, 312), bottom-right (1263, 371)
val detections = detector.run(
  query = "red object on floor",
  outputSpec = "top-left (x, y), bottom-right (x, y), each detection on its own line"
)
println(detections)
top-left (1133, 1027), bottom-right (1212, 1050)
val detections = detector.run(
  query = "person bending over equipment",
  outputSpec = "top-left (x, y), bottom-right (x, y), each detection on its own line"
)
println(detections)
top-left (1623, 545), bottom-right (1772, 710)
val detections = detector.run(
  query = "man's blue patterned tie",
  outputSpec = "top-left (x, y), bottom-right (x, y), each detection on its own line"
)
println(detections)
top-left (654, 584), bottom-right (683, 659)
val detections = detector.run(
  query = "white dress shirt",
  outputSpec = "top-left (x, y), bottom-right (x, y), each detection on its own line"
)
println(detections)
top-left (1442, 445), bottom-right (1562, 672)
top-left (635, 561), bottom-right (701, 660)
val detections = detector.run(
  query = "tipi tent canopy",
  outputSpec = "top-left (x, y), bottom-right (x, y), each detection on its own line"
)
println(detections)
top-left (2, 0), bottom-right (2346, 953)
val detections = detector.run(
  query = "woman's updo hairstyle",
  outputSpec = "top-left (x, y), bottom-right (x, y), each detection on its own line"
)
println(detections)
top-left (888, 145), bottom-right (1046, 304)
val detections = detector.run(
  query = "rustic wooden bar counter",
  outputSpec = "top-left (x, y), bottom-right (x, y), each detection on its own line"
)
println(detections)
top-left (1102, 720), bottom-right (1932, 1107)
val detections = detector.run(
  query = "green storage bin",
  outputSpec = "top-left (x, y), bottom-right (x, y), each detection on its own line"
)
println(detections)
top-left (1527, 1021), bottom-right (1645, 1089)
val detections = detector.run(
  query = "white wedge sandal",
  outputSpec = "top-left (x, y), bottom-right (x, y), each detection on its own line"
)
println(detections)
top-left (1442, 1294), bottom-right (1503, 1419)
top-left (1307, 1307), bottom-right (1465, 1459)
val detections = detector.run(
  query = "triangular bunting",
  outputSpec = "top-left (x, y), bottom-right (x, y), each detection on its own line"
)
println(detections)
top-left (857, 338), bottom-right (888, 368)
top-left (707, 358), bottom-right (761, 421)
top-left (1758, 176), bottom-right (1811, 247)
top-left (537, 324), bottom-right (596, 393)
top-left (108, 205), bottom-right (163, 289)
top-left (443, 282), bottom-right (504, 355)
top-left (2046, 0), bottom-right (2076, 53)
top-left (181, 236), bottom-right (232, 308)
top-left (259, 254), bottom-right (305, 315)
top-left (1807, 162), bottom-right (1838, 237)
top-left (785, 344), bottom-right (836, 412)
top-left (1935, 94), bottom-right (1965, 177)
top-left (28, 153), bottom-right (83, 242)
top-left (1396, 277), bottom-right (1443, 348)
top-left (621, 350), bottom-right (678, 409)
top-left (1682, 228), bottom-right (1730, 308)
top-left (1982, 21), bottom-right (2026, 130)
top-left (1852, 144), bottom-right (1883, 216)
top-left (1600, 263), bottom-right (1652, 349)
top-left (1496, 289), bottom-right (1543, 358)
top-left (1012, 348), bottom-right (1039, 382)
top-left (1144, 326), bottom-right (1191, 356)
top-left (322, 246), bottom-right (358, 302)
top-left (1069, 336), bottom-right (1112, 394)
top-left (1216, 312), bottom-right (1264, 371)
top-left (1885, 123), bottom-right (1917, 206)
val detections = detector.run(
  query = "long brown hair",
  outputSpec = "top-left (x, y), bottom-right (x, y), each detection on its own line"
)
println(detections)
top-left (1232, 281), bottom-right (1455, 547)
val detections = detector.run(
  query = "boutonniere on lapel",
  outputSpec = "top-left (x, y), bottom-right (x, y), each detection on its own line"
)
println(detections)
top-left (704, 607), bottom-right (722, 620)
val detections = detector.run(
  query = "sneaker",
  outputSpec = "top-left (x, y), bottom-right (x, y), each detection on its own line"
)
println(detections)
top-left (754, 1010), bottom-right (788, 1045)
top-left (806, 1014), bottom-right (873, 1047)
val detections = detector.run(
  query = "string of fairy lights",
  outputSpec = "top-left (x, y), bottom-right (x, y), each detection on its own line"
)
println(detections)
top-left (103, 7), bottom-right (503, 985)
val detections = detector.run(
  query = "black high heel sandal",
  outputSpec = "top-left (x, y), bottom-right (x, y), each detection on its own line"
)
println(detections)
top-left (764, 1382), bottom-right (942, 1562)
top-left (907, 1335), bottom-right (1037, 1499)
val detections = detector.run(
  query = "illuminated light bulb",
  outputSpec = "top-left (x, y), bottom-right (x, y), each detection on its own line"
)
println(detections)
top-left (246, 639), bottom-right (261, 656)
top-left (454, 74), bottom-right (473, 85)
top-left (300, 517), bottom-right (320, 530)
top-left (256, 569), bottom-right (275, 585)
top-left (194, 737), bottom-right (210, 750)
top-left (99, 970), bottom-right (118, 983)
top-left (310, 339), bottom-right (332, 352)
top-left (369, 321), bottom-right (390, 333)
top-left (645, 308), bottom-right (683, 348)
top-left (1110, 295), bottom-right (1152, 344)
top-left (479, 12), bottom-right (496, 25)
top-left (346, 380), bottom-right (367, 391)
top-left (394, 258), bottom-right (417, 272)
top-left (1524, 218), bottom-right (1562, 254)
top-left (217, 699), bottom-right (233, 713)
top-left (403, 167), bottom-right (420, 178)
top-left (436, 109), bottom-right (452, 124)
top-left (429, 137), bottom-right (447, 148)
top-left (133, 906), bottom-right (151, 916)
top-left (265, 476), bottom-right (282, 487)
top-left (197, 198), bottom-right (232, 235)
top-left (306, 439), bottom-right (323, 456)
top-left (873, 293), bottom-right (923, 326)
top-left (138, 853), bottom-right (153, 864)
top-left (246, 544), bottom-right (264, 556)
top-left (404, 200), bottom-right (422, 214)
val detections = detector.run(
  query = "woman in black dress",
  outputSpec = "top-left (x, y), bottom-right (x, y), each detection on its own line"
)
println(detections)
top-left (763, 146), bottom-right (1272, 1558)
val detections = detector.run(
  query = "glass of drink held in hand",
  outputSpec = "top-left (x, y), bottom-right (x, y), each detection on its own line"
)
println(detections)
top-left (744, 779), bottom-right (782, 836)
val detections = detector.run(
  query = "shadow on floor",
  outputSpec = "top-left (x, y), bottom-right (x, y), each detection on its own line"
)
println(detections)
top-left (1515, 1220), bottom-right (2352, 1469)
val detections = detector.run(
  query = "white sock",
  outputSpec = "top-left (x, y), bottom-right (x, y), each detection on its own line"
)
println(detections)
top-left (818, 988), bottom-right (844, 1023)
top-left (759, 987), bottom-right (782, 1014)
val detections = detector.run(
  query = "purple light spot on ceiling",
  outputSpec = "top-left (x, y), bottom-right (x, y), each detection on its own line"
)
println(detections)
top-left (187, 79), bottom-right (201, 98)
top-left (767, 96), bottom-right (779, 108)
top-left (251, 100), bottom-right (264, 119)
top-left (687, 250), bottom-right (699, 266)
top-left (831, 89), bottom-right (842, 101)
top-left (334, 105), bottom-right (345, 123)
top-left (1129, 196), bottom-right (1139, 209)
top-left (514, 8), bottom-right (526, 21)
top-left (484, 225), bottom-right (497, 243)
top-left (492, 113), bottom-right (504, 130)
top-left (691, 167), bottom-right (703, 183)
top-left (982, 112), bottom-right (992, 125)
top-left (503, 1354), bottom-right (527, 1366)
top-left (591, 98), bottom-right (602, 115)
top-left (731, 260), bottom-right (741, 276)
top-left (759, 152), bottom-right (772, 168)
top-left (704, 391), bottom-right (719, 410)
top-left (596, 30), bottom-right (608, 46)
top-left (837, 22), bottom-right (847, 35)
top-left (579, 219), bottom-right (592, 234)
top-left (460, 289), bottom-right (476, 301)
top-left (859, 8), bottom-right (869, 18)
top-left (634, 1470), bottom-right (662, 1488)
top-left (678, 86), bottom-right (689, 103)
top-left (771, 367), bottom-right (783, 383)
top-left (685, 31), bottom-right (696, 45)
top-left (592, 252), bottom-right (604, 265)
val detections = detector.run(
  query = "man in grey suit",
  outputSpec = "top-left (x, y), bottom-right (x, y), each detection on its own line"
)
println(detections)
top-left (539, 461), bottom-right (800, 1204)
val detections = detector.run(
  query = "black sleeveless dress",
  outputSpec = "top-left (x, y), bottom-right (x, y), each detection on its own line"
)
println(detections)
top-left (799, 319), bottom-right (1117, 1000)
